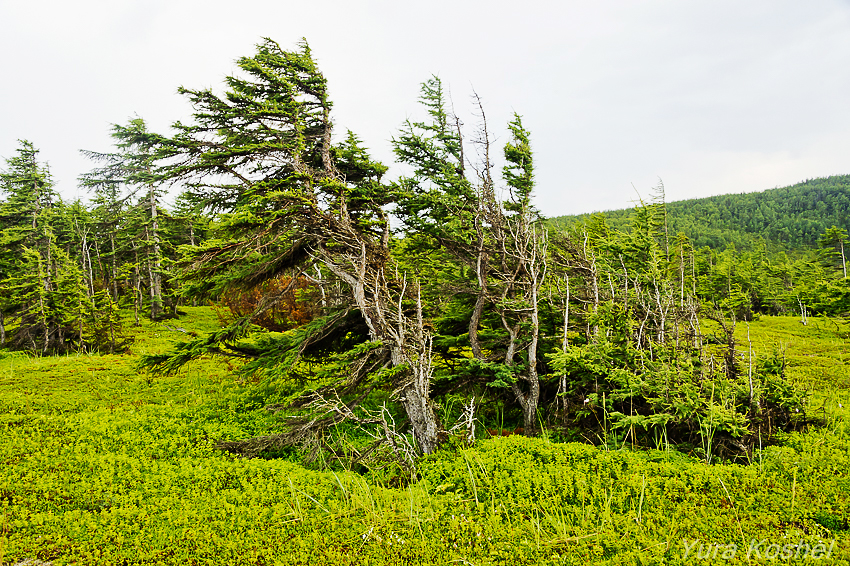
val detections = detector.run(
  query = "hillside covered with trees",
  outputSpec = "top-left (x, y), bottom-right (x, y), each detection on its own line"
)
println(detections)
top-left (551, 175), bottom-right (850, 251)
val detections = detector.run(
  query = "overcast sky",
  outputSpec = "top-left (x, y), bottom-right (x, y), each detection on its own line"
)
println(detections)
top-left (2, 0), bottom-right (849, 216)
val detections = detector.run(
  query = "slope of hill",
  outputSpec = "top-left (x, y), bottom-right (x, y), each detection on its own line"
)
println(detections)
top-left (551, 175), bottom-right (850, 250)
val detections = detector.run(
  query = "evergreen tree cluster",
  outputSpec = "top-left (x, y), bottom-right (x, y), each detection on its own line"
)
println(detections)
top-left (0, 129), bottom-right (207, 354)
top-left (4, 38), bottom-right (840, 463)
top-left (552, 175), bottom-right (850, 250)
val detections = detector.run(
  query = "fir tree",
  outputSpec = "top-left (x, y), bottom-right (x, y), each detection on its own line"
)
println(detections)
top-left (80, 118), bottom-right (165, 320)
top-left (140, 39), bottom-right (442, 454)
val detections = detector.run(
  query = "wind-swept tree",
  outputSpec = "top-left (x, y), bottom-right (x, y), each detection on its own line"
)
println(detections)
top-left (496, 114), bottom-right (547, 434)
top-left (393, 83), bottom-right (549, 435)
top-left (139, 39), bottom-right (442, 454)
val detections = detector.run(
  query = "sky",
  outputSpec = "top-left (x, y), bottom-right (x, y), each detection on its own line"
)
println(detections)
top-left (2, 0), bottom-right (850, 217)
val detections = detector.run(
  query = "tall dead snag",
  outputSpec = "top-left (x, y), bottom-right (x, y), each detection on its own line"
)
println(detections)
top-left (138, 39), bottom-right (441, 454)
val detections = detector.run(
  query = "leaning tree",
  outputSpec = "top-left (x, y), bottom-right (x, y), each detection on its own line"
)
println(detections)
top-left (140, 39), bottom-right (442, 454)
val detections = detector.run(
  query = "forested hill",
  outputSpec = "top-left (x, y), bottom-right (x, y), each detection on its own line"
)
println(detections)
top-left (550, 174), bottom-right (850, 250)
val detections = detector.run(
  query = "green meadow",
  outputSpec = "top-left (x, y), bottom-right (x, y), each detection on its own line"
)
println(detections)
top-left (2, 308), bottom-right (849, 565)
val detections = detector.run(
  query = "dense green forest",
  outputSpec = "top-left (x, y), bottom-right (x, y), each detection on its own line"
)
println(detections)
top-left (2, 38), bottom-right (850, 564)
top-left (551, 175), bottom-right (850, 251)
top-left (551, 177), bottom-right (850, 320)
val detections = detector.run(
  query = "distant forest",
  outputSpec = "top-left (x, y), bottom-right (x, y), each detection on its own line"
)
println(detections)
top-left (551, 175), bottom-right (850, 251)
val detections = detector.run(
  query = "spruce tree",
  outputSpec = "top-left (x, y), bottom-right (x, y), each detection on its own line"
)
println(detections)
top-left (80, 118), bottom-right (165, 320)
top-left (140, 39), bottom-right (442, 454)
top-left (0, 141), bottom-right (59, 352)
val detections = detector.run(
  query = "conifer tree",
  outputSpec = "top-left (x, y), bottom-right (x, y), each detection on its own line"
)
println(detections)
top-left (140, 39), bottom-right (442, 454)
top-left (81, 118), bottom-right (165, 320)
top-left (498, 114), bottom-right (546, 434)
top-left (818, 225), bottom-right (848, 278)
top-left (0, 141), bottom-right (60, 352)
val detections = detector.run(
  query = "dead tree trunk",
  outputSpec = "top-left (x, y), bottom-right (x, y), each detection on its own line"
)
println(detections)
top-left (148, 186), bottom-right (163, 320)
top-left (320, 215), bottom-right (442, 454)
top-left (469, 202), bottom-right (489, 360)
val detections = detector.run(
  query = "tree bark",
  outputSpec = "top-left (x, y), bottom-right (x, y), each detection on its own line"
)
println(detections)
top-left (109, 232), bottom-right (118, 301)
top-left (148, 186), bottom-right (163, 319)
top-left (133, 248), bottom-right (141, 326)
top-left (322, 243), bottom-right (441, 454)
top-left (469, 216), bottom-right (488, 359)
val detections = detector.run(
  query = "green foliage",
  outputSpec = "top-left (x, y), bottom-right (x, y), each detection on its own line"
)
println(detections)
top-left (0, 141), bottom-right (131, 354)
top-left (503, 113), bottom-right (534, 213)
top-left (420, 434), bottom-right (850, 564)
top-left (545, 195), bottom-right (818, 459)
top-left (5, 38), bottom-right (818, 467)
top-left (79, 121), bottom-right (205, 323)
top-left (552, 174), bottom-right (850, 251)
top-left (2, 309), bottom-right (849, 565)
top-left (547, 333), bottom-right (804, 458)
top-left (5, 36), bottom-right (850, 563)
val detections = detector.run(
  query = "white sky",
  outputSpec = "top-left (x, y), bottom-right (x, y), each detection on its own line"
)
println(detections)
top-left (2, 0), bottom-right (849, 216)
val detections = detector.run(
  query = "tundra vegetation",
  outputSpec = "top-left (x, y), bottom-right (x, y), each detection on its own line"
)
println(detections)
top-left (1, 39), bottom-right (849, 564)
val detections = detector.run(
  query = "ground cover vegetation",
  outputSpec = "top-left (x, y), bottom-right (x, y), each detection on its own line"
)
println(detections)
top-left (2, 38), bottom-right (850, 563)
top-left (1, 310), bottom-right (849, 564)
